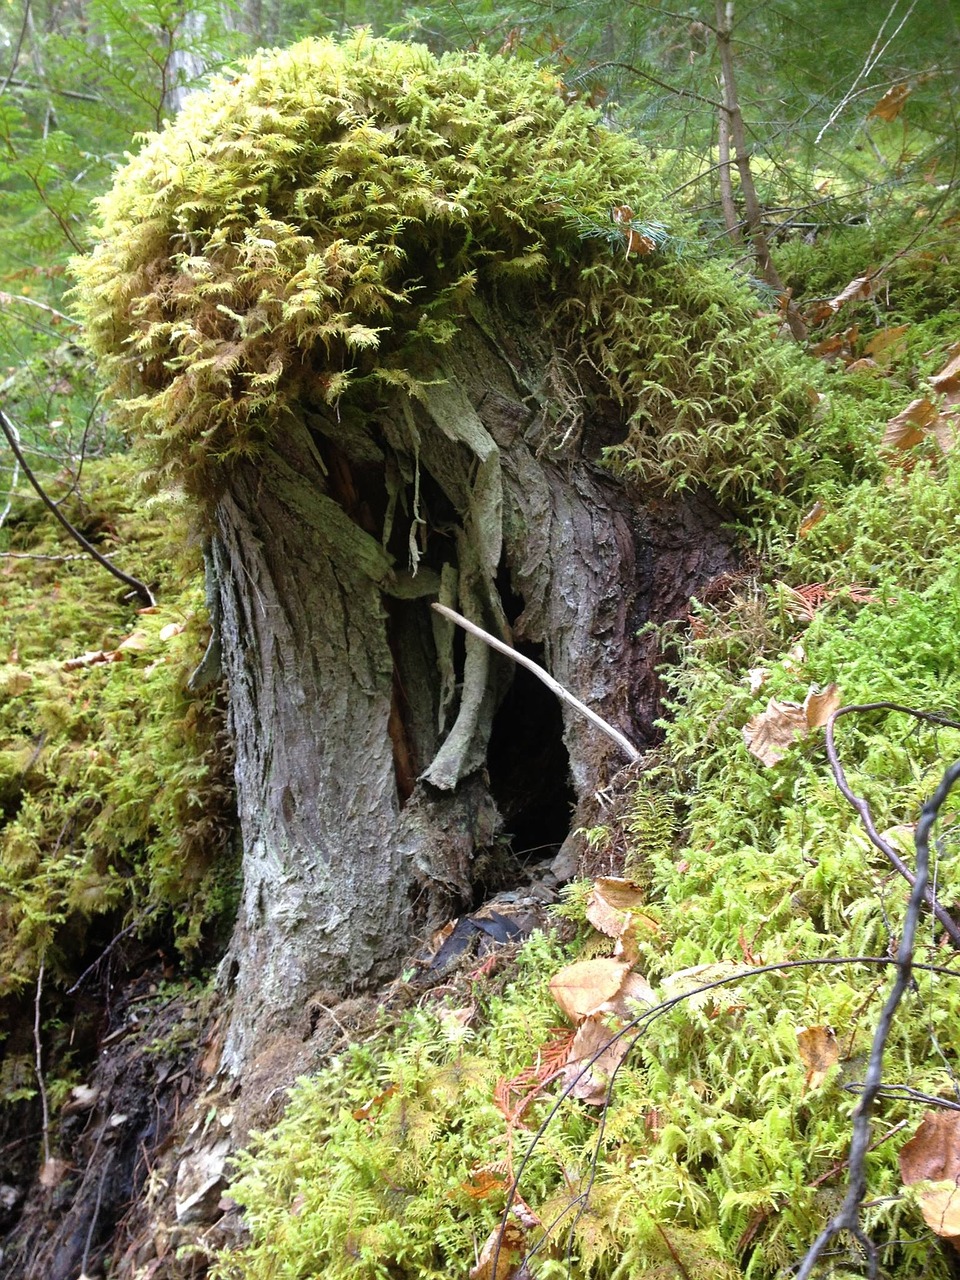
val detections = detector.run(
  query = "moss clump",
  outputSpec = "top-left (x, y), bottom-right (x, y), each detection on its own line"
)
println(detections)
top-left (0, 455), bottom-right (237, 1035)
top-left (71, 32), bottom-right (844, 515)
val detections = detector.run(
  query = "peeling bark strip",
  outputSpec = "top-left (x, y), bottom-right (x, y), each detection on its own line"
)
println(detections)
top-left (214, 309), bottom-right (737, 1073)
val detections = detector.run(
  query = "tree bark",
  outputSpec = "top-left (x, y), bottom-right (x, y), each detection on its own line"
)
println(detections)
top-left (213, 302), bottom-right (737, 1074)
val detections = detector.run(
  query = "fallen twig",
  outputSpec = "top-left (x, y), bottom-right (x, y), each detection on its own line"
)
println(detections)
top-left (430, 602), bottom-right (641, 763)
top-left (796, 757), bottom-right (960, 1280)
top-left (825, 703), bottom-right (960, 947)
top-left (0, 405), bottom-right (156, 606)
top-left (34, 960), bottom-right (50, 1168)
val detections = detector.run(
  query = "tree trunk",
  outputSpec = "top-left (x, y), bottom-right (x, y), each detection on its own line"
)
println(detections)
top-left (213, 302), bottom-right (737, 1074)
top-left (714, 0), bottom-right (807, 341)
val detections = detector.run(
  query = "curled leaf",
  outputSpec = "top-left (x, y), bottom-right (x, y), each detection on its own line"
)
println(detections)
top-left (883, 398), bottom-right (938, 451)
top-left (868, 82), bottom-right (911, 122)
top-left (796, 1025), bottom-right (839, 1089)
top-left (744, 684), bottom-right (840, 764)
top-left (549, 958), bottom-right (629, 1022)
top-left (561, 1014), bottom-right (633, 1105)
top-left (469, 1218), bottom-right (528, 1280)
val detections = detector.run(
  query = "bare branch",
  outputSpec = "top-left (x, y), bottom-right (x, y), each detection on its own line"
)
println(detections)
top-left (825, 702), bottom-right (960, 948)
top-left (815, 0), bottom-right (920, 145)
top-left (0, 291), bottom-right (80, 326)
top-left (796, 757), bottom-right (960, 1279)
top-left (0, 406), bottom-right (156, 606)
top-left (33, 959), bottom-right (50, 1168)
top-left (431, 602), bottom-right (641, 763)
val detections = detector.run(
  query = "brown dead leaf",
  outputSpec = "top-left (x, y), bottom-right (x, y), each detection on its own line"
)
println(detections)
top-left (469, 1218), bottom-right (528, 1280)
top-left (796, 1025), bottom-right (839, 1089)
top-left (743, 699), bottom-right (807, 766)
top-left (549, 958), bottom-right (629, 1022)
top-left (798, 500), bottom-right (827, 537)
top-left (882, 397), bottom-right (939, 451)
top-left (809, 332), bottom-right (846, 358)
top-left (911, 1181), bottom-right (960, 1244)
top-left (117, 630), bottom-right (151, 652)
top-left (828, 276), bottom-right (874, 310)
top-left (933, 414), bottom-right (960, 454)
top-left (602, 969), bottom-right (657, 1019)
top-left (561, 1014), bottom-right (633, 1105)
top-left (931, 343), bottom-right (960, 395)
top-left (625, 229), bottom-right (655, 257)
top-left (843, 357), bottom-right (881, 376)
top-left (868, 82), bottom-right (911, 122)
top-left (900, 1111), bottom-right (960, 1185)
top-left (744, 684), bottom-right (840, 765)
top-left (864, 325), bottom-right (909, 358)
top-left (459, 1168), bottom-right (509, 1200)
top-left (39, 1157), bottom-right (71, 1189)
top-left (585, 877), bottom-right (647, 937)
top-left (352, 1083), bottom-right (398, 1122)
top-left (900, 1110), bottom-right (960, 1248)
top-left (803, 683), bottom-right (841, 728)
top-left (159, 621), bottom-right (186, 641)
top-left (805, 300), bottom-right (837, 327)
top-left (747, 668), bottom-right (769, 694)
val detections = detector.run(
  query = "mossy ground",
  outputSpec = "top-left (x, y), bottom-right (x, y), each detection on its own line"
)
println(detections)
top-left (0, 452), bottom-right (237, 1105)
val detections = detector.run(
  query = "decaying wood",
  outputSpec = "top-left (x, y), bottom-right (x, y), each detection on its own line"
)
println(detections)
top-left (431, 603), bottom-right (641, 764)
top-left (213, 304), bottom-right (738, 1073)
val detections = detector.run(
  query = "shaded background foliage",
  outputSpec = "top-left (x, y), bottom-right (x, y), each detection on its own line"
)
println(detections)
top-left (1, 1), bottom-right (960, 1277)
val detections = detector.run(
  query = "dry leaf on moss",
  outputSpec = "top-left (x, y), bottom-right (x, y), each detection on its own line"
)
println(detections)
top-left (864, 324), bottom-right (909, 359)
top-left (549, 958), bottom-right (629, 1022)
top-left (39, 1157), bottom-right (71, 1189)
top-left (931, 343), bottom-right (960, 395)
top-left (804, 683), bottom-right (841, 727)
top-left (117, 629), bottom-right (151, 652)
top-left (561, 1014), bottom-right (633, 1105)
top-left (743, 684), bottom-right (840, 765)
top-left (900, 1110), bottom-right (960, 1184)
top-left (828, 275), bottom-right (874, 310)
top-left (883, 398), bottom-right (939, 451)
top-left (796, 1025), bottom-right (839, 1089)
top-left (899, 1111), bottom-right (960, 1249)
top-left (797, 500), bottom-right (827, 536)
top-left (910, 1182), bottom-right (960, 1244)
top-left (585, 878), bottom-right (659, 950)
top-left (469, 1218), bottom-right (528, 1280)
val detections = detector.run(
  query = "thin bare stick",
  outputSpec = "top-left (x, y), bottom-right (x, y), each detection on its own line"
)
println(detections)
top-left (0, 291), bottom-right (79, 326)
top-left (0, 406), bottom-right (156, 605)
top-left (0, 551), bottom-right (88, 561)
top-left (796, 757), bottom-right (960, 1279)
top-left (430, 602), bottom-right (641, 763)
top-left (34, 959), bottom-right (50, 1167)
top-left (825, 702), bottom-right (960, 947)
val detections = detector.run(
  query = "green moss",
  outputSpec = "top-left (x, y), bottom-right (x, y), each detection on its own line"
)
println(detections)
top-left (0, 454), bottom-right (237, 1029)
top-left (71, 33), bottom-right (853, 517)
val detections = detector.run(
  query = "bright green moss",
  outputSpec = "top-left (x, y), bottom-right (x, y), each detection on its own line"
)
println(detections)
top-left (0, 455), bottom-right (237, 1026)
top-left (71, 33), bottom-right (843, 515)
